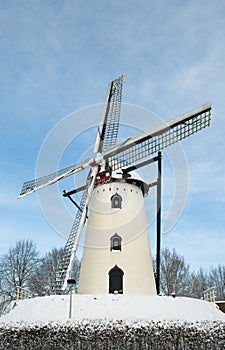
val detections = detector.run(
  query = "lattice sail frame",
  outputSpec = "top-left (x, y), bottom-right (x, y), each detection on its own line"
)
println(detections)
top-left (59, 166), bottom-right (99, 291)
top-left (104, 103), bottom-right (211, 170)
top-left (94, 74), bottom-right (125, 153)
top-left (19, 158), bottom-right (92, 198)
top-left (55, 188), bottom-right (88, 292)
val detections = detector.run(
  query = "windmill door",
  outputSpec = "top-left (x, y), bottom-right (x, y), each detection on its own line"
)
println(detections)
top-left (109, 266), bottom-right (124, 294)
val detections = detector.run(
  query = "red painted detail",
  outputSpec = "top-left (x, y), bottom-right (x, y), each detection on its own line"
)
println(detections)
top-left (95, 171), bottom-right (111, 186)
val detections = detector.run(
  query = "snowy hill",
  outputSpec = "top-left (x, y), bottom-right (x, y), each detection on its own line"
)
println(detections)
top-left (1, 294), bottom-right (225, 322)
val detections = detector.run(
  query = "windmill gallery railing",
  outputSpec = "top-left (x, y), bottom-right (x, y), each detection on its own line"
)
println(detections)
top-left (16, 286), bottom-right (35, 300)
top-left (203, 287), bottom-right (216, 303)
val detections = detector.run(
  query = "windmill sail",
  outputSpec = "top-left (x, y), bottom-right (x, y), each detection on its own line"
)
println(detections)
top-left (56, 167), bottom-right (99, 291)
top-left (19, 158), bottom-right (93, 198)
top-left (55, 188), bottom-right (88, 292)
top-left (94, 75), bottom-right (125, 153)
top-left (104, 103), bottom-right (211, 170)
top-left (19, 76), bottom-right (125, 199)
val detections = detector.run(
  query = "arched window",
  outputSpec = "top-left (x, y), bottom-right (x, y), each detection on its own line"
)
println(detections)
top-left (111, 193), bottom-right (122, 209)
top-left (108, 265), bottom-right (124, 294)
top-left (110, 233), bottom-right (122, 251)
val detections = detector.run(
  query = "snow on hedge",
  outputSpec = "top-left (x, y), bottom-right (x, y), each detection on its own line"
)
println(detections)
top-left (1, 295), bottom-right (224, 348)
top-left (0, 319), bottom-right (224, 349)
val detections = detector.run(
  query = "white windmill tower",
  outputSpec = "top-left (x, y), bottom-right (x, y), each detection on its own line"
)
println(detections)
top-left (77, 167), bottom-right (156, 295)
top-left (19, 75), bottom-right (211, 295)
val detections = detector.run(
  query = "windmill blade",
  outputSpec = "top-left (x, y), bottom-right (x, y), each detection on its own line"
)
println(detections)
top-left (55, 188), bottom-right (88, 293)
top-left (94, 74), bottom-right (125, 154)
top-left (104, 103), bottom-right (211, 170)
top-left (56, 166), bottom-right (98, 292)
top-left (19, 158), bottom-right (93, 198)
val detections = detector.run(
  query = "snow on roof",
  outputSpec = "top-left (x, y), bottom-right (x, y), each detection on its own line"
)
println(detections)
top-left (1, 294), bottom-right (225, 323)
top-left (111, 167), bottom-right (147, 184)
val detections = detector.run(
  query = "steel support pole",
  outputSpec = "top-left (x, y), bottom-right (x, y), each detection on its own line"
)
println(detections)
top-left (156, 151), bottom-right (162, 295)
top-left (69, 288), bottom-right (73, 319)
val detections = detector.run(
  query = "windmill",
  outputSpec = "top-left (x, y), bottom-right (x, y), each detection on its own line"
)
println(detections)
top-left (19, 75), bottom-right (211, 295)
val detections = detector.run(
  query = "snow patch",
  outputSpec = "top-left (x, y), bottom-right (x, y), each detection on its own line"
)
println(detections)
top-left (1, 294), bottom-right (224, 322)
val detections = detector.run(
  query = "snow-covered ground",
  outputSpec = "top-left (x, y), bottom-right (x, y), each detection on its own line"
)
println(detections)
top-left (1, 294), bottom-right (224, 322)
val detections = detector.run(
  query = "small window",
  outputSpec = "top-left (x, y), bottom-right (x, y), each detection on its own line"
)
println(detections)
top-left (111, 193), bottom-right (122, 209)
top-left (110, 234), bottom-right (122, 251)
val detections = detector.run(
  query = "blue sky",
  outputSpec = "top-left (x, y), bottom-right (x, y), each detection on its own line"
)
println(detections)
top-left (0, 0), bottom-right (225, 271)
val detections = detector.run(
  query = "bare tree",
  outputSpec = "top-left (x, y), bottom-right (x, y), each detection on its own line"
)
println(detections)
top-left (0, 239), bottom-right (39, 314)
top-left (189, 268), bottom-right (209, 299)
top-left (28, 248), bottom-right (80, 295)
top-left (160, 248), bottom-right (192, 296)
top-left (159, 249), bottom-right (225, 300)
